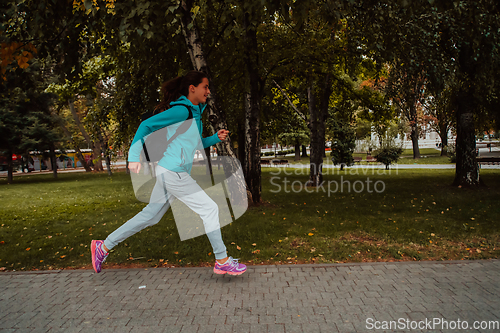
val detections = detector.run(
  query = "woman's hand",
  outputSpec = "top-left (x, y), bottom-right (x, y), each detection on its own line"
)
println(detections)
top-left (129, 162), bottom-right (142, 174)
top-left (217, 129), bottom-right (229, 141)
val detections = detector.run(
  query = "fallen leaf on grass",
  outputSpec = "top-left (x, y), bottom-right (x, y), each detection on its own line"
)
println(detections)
top-left (308, 233), bottom-right (314, 236)
top-left (252, 250), bottom-right (260, 254)
top-left (236, 246), bottom-right (241, 250)
top-left (252, 243), bottom-right (257, 246)
top-left (26, 248), bottom-right (30, 251)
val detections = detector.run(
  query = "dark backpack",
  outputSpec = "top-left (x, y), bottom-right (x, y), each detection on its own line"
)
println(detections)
top-left (140, 106), bottom-right (193, 163)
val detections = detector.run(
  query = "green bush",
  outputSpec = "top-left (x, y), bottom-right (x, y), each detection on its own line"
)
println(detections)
top-left (274, 149), bottom-right (294, 156)
top-left (374, 147), bottom-right (404, 169)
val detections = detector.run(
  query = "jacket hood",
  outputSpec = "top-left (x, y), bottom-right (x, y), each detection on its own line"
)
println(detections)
top-left (170, 95), bottom-right (207, 114)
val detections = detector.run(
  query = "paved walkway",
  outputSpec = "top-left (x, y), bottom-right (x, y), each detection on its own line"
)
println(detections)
top-left (1, 260), bottom-right (499, 333)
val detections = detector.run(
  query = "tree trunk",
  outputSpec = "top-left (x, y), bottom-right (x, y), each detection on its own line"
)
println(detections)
top-left (92, 145), bottom-right (103, 172)
top-left (99, 131), bottom-right (112, 176)
top-left (69, 99), bottom-right (92, 144)
top-left (237, 121), bottom-right (246, 166)
top-left (307, 76), bottom-right (332, 187)
top-left (49, 144), bottom-right (58, 179)
top-left (241, 9), bottom-right (262, 205)
top-left (453, 105), bottom-right (480, 186)
top-left (21, 155), bottom-right (27, 173)
top-left (319, 76), bottom-right (331, 161)
top-left (294, 142), bottom-right (301, 161)
top-left (436, 106), bottom-right (451, 157)
top-left (6, 151), bottom-right (14, 184)
top-left (244, 91), bottom-right (261, 204)
top-left (204, 146), bottom-right (213, 176)
top-left (301, 145), bottom-right (308, 157)
top-left (105, 154), bottom-right (112, 175)
top-left (409, 103), bottom-right (421, 159)
top-left (125, 150), bottom-right (130, 175)
top-left (453, 45), bottom-right (481, 187)
top-left (307, 84), bottom-right (321, 186)
top-left (180, 0), bottom-right (252, 205)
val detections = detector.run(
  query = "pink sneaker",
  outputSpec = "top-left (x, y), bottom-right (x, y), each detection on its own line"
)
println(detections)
top-left (214, 257), bottom-right (247, 275)
top-left (91, 240), bottom-right (108, 273)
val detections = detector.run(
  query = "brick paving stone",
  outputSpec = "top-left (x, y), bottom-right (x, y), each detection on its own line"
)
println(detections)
top-left (50, 327), bottom-right (83, 333)
top-left (0, 260), bottom-right (499, 332)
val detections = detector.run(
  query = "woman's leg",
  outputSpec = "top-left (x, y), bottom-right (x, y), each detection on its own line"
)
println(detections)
top-left (160, 169), bottom-right (227, 260)
top-left (103, 173), bottom-right (171, 251)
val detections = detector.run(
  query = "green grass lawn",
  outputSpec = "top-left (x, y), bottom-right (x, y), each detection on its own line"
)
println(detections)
top-left (401, 148), bottom-right (441, 156)
top-left (1, 169), bottom-right (499, 271)
top-left (398, 148), bottom-right (452, 164)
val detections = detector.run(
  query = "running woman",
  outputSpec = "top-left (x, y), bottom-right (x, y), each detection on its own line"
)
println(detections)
top-left (91, 71), bottom-right (246, 276)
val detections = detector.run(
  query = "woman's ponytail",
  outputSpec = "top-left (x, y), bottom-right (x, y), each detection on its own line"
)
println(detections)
top-left (155, 71), bottom-right (208, 113)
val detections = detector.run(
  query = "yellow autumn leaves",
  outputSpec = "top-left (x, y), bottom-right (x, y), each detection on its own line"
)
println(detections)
top-left (72, 0), bottom-right (115, 14)
top-left (1, 42), bottom-right (37, 79)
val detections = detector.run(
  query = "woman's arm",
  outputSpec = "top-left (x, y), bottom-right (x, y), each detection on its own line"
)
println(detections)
top-left (201, 130), bottom-right (228, 148)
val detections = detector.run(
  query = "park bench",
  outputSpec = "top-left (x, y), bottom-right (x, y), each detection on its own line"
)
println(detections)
top-left (272, 159), bottom-right (289, 167)
top-left (275, 151), bottom-right (288, 157)
top-left (353, 157), bottom-right (362, 164)
top-left (477, 157), bottom-right (500, 168)
top-left (260, 159), bottom-right (271, 167)
top-left (365, 156), bottom-right (378, 164)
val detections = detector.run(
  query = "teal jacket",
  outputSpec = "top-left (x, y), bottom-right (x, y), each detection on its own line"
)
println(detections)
top-left (128, 96), bottom-right (221, 174)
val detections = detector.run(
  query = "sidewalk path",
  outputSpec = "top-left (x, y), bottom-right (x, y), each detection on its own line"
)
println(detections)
top-left (1, 260), bottom-right (499, 332)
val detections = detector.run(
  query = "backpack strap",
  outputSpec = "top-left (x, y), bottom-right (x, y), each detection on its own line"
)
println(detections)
top-left (142, 106), bottom-right (193, 162)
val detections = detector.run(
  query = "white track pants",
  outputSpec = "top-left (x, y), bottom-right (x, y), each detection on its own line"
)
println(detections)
top-left (104, 166), bottom-right (227, 259)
